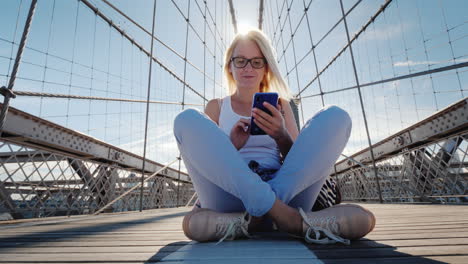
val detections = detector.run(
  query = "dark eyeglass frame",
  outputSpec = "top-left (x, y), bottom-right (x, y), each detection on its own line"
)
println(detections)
top-left (230, 57), bottom-right (267, 69)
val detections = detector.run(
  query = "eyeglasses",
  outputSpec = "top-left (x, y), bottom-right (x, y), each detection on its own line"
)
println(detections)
top-left (231, 57), bottom-right (267, 69)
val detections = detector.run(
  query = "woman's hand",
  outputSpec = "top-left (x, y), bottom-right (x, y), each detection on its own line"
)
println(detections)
top-left (252, 101), bottom-right (289, 141)
top-left (230, 118), bottom-right (251, 150)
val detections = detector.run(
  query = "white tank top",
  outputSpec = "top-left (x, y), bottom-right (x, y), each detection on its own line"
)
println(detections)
top-left (218, 96), bottom-right (281, 170)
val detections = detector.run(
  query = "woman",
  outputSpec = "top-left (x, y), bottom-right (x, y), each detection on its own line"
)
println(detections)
top-left (173, 29), bottom-right (375, 244)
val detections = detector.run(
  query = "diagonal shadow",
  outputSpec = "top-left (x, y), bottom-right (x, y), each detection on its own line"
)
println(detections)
top-left (143, 233), bottom-right (456, 263)
top-left (0, 211), bottom-right (187, 251)
top-left (302, 238), bottom-right (453, 264)
top-left (144, 241), bottom-right (191, 263)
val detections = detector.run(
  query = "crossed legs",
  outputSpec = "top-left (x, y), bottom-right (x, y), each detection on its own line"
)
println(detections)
top-left (174, 106), bottom-right (374, 243)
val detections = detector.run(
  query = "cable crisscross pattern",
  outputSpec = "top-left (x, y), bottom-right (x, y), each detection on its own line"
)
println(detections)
top-left (299, 208), bottom-right (350, 245)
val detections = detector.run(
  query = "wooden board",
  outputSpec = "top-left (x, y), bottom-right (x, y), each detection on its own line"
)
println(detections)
top-left (0, 204), bottom-right (467, 263)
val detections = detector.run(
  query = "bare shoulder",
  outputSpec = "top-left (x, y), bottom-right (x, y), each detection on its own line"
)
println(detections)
top-left (205, 98), bottom-right (221, 124)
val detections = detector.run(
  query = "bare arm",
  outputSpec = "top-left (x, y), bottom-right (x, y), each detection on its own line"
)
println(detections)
top-left (275, 98), bottom-right (299, 158)
top-left (204, 99), bottom-right (221, 125)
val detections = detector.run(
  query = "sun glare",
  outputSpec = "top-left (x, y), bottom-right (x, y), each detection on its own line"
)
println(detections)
top-left (237, 21), bottom-right (256, 35)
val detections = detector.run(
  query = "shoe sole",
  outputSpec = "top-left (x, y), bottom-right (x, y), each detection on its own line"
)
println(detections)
top-left (182, 208), bottom-right (210, 240)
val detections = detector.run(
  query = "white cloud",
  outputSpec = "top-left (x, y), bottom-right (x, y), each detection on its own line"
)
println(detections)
top-left (394, 58), bottom-right (468, 67)
top-left (365, 22), bottom-right (411, 41)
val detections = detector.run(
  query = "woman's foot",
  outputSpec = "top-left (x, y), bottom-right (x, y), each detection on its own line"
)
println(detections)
top-left (267, 199), bottom-right (303, 235)
top-left (182, 208), bottom-right (251, 243)
top-left (299, 204), bottom-right (375, 244)
top-left (268, 200), bottom-right (375, 245)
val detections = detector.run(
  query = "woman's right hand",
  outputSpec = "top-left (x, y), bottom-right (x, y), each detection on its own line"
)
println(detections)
top-left (230, 118), bottom-right (251, 150)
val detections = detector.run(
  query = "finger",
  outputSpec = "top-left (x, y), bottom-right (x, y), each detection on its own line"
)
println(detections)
top-left (233, 121), bottom-right (244, 130)
top-left (237, 120), bottom-right (250, 132)
top-left (262, 102), bottom-right (281, 118)
top-left (238, 119), bottom-right (250, 132)
top-left (252, 111), bottom-right (273, 127)
top-left (253, 119), bottom-right (273, 135)
top-left (253, 107), bottom-right (274, 123)
top-left (253, 114), bottom-right (275, 133)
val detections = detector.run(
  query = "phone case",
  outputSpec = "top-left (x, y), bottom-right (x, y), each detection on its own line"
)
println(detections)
top-left (250, 92), bottom-right (279, 135)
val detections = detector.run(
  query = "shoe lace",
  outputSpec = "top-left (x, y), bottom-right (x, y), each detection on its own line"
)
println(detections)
top-left (299, 208), bottom-right (350, 245)
top-left (215, 212), bottom-right (252, 245)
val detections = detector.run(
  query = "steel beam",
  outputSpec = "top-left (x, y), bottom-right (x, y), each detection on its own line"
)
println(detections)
top-left (335, 97), bottom-right (468, 174)
top-left (0, 151), bottom-right (64, 163)
top-left (0, 104), bottom-right (190, 182)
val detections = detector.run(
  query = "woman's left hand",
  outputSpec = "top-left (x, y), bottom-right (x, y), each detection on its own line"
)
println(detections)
top-left (252, 101), bottom-right (289, 141)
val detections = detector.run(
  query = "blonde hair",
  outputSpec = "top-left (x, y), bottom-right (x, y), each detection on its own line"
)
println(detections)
top-left (223, 29), bottom-right (292, 101)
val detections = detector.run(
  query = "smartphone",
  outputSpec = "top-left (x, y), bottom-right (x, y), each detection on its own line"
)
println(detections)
top-left (250, 92), bottom-right (279, 135)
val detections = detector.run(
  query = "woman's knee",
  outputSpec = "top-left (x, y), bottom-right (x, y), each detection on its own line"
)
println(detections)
top-left (323, 105), bottom-right (352, 131)
top-left (304, 105), bottom-right (352, 140)
top-left (174, 108), bottom-right (201, 132)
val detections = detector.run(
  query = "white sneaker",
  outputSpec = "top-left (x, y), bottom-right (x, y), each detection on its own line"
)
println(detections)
top-left (300, 204), bottom-right (376, 245)
top-left (183, 208), bottom-right (251, 243)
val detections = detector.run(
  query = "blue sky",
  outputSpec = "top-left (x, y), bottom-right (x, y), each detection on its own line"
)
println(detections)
top-left (0, 0), bottom-right (467, 166)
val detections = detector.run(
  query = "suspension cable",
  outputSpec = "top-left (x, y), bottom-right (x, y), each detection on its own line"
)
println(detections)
top-left (100, 0), bottom-right (222, 88)
top-left (79, 0), bottom-right (208, 102)
top-left (296, 0), bottom-right (392, 97)
top-left (0, 0), bottom-right (38, 134)
top-left (140, 0), bottom-right (159, 212)
top-left (339, 0), bottom-right (383, 203)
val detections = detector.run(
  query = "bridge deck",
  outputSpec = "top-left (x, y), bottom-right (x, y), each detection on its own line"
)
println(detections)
top-left (0, 204), bottom-right (467, 263)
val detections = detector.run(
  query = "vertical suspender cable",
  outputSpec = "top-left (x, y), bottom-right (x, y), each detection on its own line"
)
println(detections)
top-left (286, 2), bottom-right (305, 127)
top-left (339, 0), bottom-right (383, 203)
top-left (228, 0), bottom-right (238, 34)
top-left (258, 0), bottom-right (264, 30)
top-left (5, 0), bottom-right (24, 82)
top-left (203, 3), bottom-right (207, 109)
top-left (140, 0), bottom-right (158, 212)
top-left (437, 0), bottom-right (465, 98)
top-left (302, 0), bottom-right (325, 107)
top-left (0, 0), bottom-right (38, 135)
top-left (395, 0), bottom-right (420, 122)
top-left (65, 2), bottom-right (81, 127)
top-left (38, 0), bottom-right (56, 117)
top-left (213, 0), bottom-right (217, 99)
top-left (415, 1), bottom-right (439, 110)
top-left (177, 0), bottom-right (191, 207)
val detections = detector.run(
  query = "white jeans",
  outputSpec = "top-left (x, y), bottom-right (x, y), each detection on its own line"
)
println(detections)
top-left (173, 105), bottom-right (352, 217)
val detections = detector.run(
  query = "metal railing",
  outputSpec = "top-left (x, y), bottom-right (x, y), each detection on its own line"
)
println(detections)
top-left (0, 104), bottom-right (194, 219)
top-left (333, 97), bottom-right (467, 203)
top-left (336, 131), bottom-right (467, 203)
top-left (0, 140), bottom-right (194, 219)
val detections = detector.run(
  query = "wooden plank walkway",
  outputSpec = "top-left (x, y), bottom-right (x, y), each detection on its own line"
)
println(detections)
top-left (0, 204), bottom-right (467, 263)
